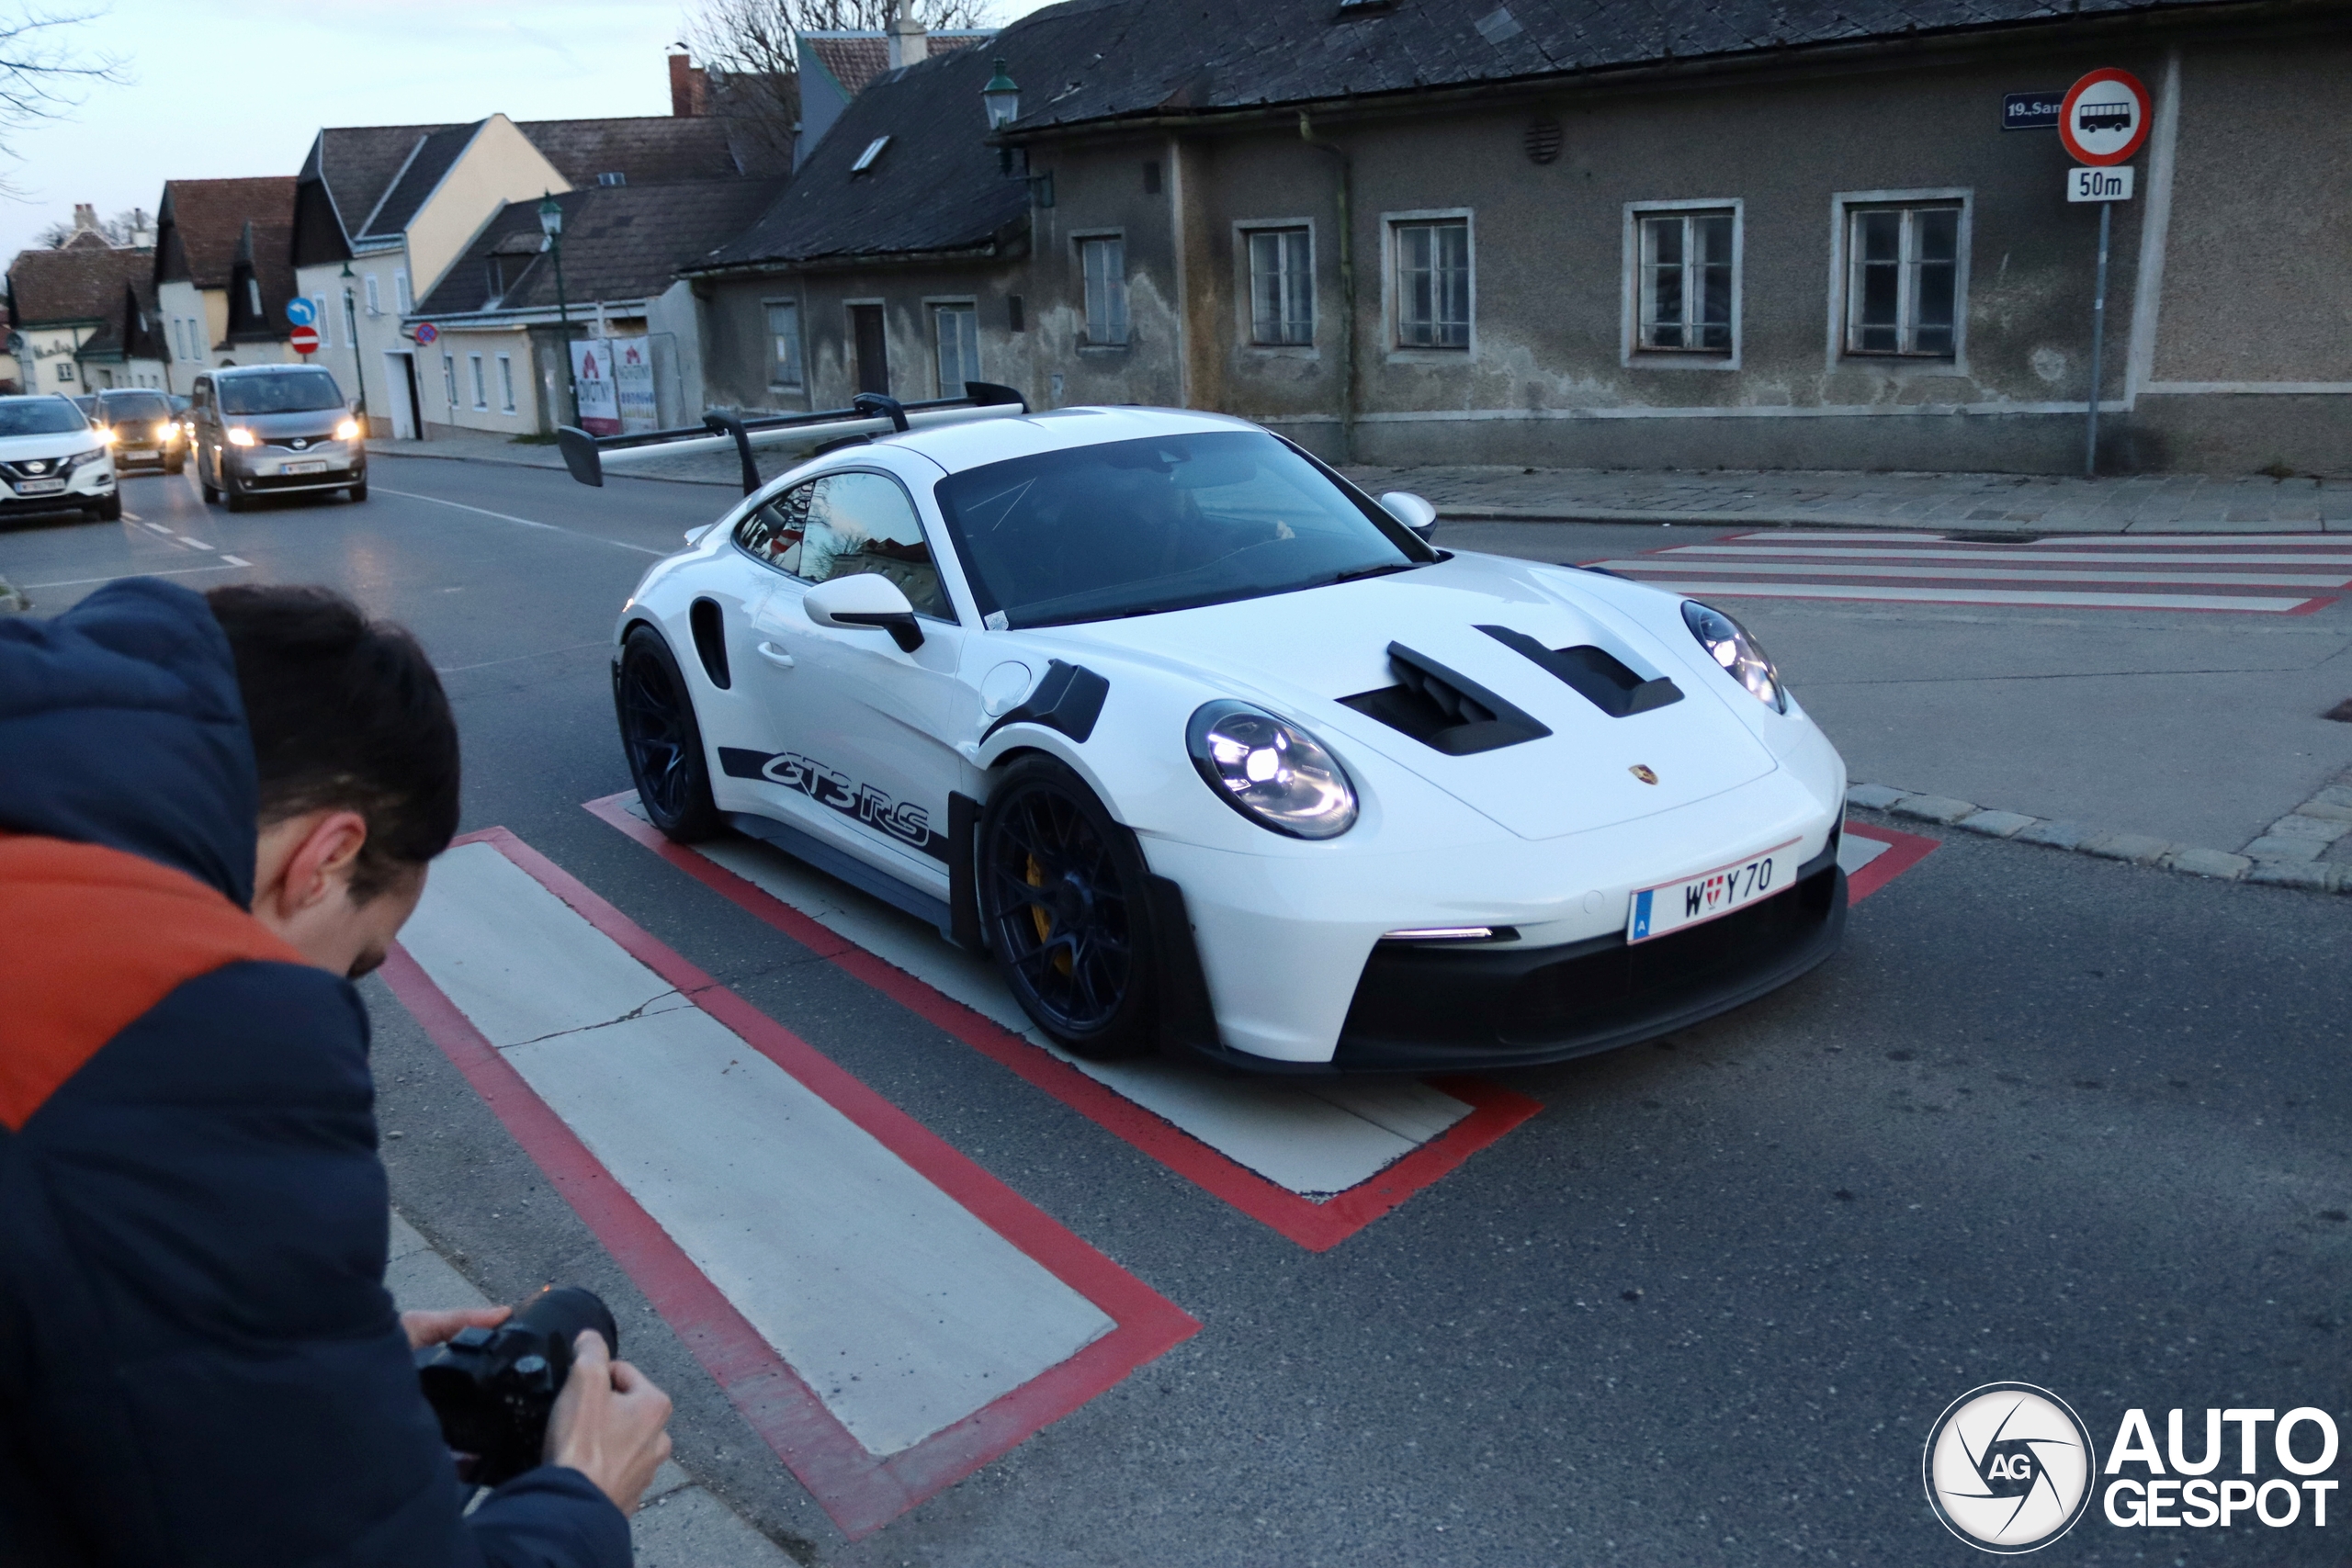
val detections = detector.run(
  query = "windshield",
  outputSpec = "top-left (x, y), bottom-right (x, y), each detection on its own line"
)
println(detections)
top-left (99, 392), bottom-right (171, 423)
top-left (219, 369), bottom-right (345, 414)
top-left (0, 399), bottom-right (89, 436)
top-left (932, 430), bottom-right (1424, 627)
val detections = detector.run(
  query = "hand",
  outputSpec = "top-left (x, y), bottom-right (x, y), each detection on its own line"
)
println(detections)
top-left (402, 1304), bottom-right (511, 1351)
top-left (546, 1329), bottom-right (673, 1517)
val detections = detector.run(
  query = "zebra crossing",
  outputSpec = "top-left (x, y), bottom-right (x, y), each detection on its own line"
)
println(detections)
top-left (1587, 530), bottom-right (2352, 614)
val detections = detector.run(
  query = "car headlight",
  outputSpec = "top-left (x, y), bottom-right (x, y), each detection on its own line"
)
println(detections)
top-left (225, 426), bottom-right (256, 446)
top-left (334, 418), bottom-right (361, 442)
top-left (1186, 700), bottom-right (1358, 839)
top-left (1682, 601), bottom-right (1786, 712)
top-left (57, 446), bottom-right (107, 474)
top-left (96, 425), bottom-right (118, 444)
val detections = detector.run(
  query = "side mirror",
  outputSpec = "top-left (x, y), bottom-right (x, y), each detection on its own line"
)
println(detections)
top-left (1379, 491), bottom-right (1439, 542)
top-left (802, 572), bottom-right (924, 652)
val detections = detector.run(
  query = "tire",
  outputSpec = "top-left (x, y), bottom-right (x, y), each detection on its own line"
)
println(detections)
top-left (614, 626), bottom-right (721, 842)
top-left (976, 755), bottom-right (1160, 1059)
top-left (90, 494), bottom-right (121, 523)
top-left (164, 456), bottom-right (183, 475)
top-left (223, 475), bottom-right (250, 513)
top-left (347, 478), bottom-right (368, 502)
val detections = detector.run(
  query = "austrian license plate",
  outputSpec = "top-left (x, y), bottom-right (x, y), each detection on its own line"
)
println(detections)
top-left (125, 447), bottom-right (157, 459)
top-left (282, 460), bottom-right (328, 475)
top-left (1628, 838), bottom-right (1800, 943)
top-left (16, 478), bottom-right (63, 494)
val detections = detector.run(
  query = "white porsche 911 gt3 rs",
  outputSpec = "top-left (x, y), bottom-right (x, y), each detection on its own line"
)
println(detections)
top-left (563, 389), bottom-right (1849, 1073)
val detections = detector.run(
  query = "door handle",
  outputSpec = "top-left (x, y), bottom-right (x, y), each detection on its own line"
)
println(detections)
top-left (755, 641), bottom-right (796, 668)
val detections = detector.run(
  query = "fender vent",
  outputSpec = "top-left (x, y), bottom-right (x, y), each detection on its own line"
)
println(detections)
top-left (689, 597), bottom-right (730, 690)
top-left (1478, 625), bottom-right (1680, 717)
top-left (1339, 642), bottom-right (1551, 756)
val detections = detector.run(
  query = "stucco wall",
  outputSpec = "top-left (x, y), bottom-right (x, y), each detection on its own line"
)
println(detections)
top-left (404, 117), bottom-right (570, 306)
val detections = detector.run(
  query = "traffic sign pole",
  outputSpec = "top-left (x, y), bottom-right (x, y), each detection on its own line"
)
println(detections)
top-left (2085, 200), bottom-right (2110, 479)
top-left (2058, 66), bottom-right (2148, 479)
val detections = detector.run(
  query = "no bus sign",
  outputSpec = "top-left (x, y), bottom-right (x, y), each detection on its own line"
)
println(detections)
top-left (2059, 68), bottom-right (2150, 165)
top-left (288, 324), bottom-right (320, 355)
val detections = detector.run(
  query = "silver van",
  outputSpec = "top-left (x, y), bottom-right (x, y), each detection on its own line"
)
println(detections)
top-left (190, 364), bottom-right (367, 512)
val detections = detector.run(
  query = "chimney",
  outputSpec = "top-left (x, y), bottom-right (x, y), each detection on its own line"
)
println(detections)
top-left (668, 52), bottom-right (709, 116)
top-left (71, 203), bottom-right (98, 234)
top-left (886, 0), bottom-right (927, 69)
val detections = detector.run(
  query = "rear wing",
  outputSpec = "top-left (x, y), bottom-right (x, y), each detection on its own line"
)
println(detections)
top-left (555, 384), bottom-right (1029, 494)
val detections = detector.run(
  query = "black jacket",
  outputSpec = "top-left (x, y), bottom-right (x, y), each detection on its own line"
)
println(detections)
top-left (0, 580), bottom-right (628, 1568)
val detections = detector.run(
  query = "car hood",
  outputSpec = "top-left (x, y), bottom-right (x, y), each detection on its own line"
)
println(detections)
top-left (0, 431), bottom-right (105, 463)
top-left (1040, 552), bottom-right (1779, 841)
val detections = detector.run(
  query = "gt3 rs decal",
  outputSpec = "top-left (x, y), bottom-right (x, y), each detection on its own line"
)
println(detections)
top-left (717, 747), bottom-right (949, 861)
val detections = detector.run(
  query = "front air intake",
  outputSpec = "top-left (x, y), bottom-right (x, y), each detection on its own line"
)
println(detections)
top-left (1339, 642), bottom-right (1552, 756)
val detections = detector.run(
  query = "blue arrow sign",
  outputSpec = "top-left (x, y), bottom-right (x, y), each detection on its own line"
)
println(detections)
top-left (286, 297), bottom-right (317, 326)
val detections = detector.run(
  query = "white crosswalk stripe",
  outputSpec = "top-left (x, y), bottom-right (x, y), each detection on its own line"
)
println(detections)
top-left (1590, 530), bottom-right (2352, 613)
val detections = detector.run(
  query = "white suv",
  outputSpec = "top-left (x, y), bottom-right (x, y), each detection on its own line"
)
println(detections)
top-left (0, 394), bottom-right (118, 523)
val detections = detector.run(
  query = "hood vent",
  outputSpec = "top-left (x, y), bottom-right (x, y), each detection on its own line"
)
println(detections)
top-left (1340, 642), bottom-right (1552, 756)
top-left (1478, 625), bottom-right (1682, 718)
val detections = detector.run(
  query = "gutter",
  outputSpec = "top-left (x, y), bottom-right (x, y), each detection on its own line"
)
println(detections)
top-left (680, 238), bottom-right (1006, 281)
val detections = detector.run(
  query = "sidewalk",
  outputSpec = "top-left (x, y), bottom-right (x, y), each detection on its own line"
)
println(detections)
top-left (375, 429), bottom-right (2352, 534)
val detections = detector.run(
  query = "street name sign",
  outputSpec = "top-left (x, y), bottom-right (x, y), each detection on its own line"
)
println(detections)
top-left (2067, 165), bottom-right (2135, 202)
top-left (2059, 68), bottom-right (2150, 164)
top-left (285, 297), bottom-right (317, 327)
top-left (2003, 91), bottom-right (2063, 130)
top-left (288, 324), bottom-right (320, 355)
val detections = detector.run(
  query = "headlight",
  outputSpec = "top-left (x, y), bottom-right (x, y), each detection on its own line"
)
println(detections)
top-left (1186, 700), bottom-right (1357, 839)
top-left (1682, 601), bottom-right (1786, 712)
top-left (96, 425), bottom-right (118, 444)
top-left (58, 446), bottom-right (107, 473)
top-left (334, 418), bottom-right (361, 442)
top-left (225, 426), bottom-right (256, 446)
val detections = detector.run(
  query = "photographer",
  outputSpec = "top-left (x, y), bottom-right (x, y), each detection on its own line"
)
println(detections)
top-left (0, 580), bottom-right (670, 1566)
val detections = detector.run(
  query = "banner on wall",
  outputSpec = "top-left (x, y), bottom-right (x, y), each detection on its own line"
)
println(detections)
top-left (611, 336), bottom-right (658, 434)
top-left (571, 342), bottom-right (620, 435)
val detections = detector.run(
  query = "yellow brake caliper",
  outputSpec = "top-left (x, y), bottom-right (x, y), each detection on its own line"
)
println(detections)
top-left (1027, 854), bottom-right (1072, 976)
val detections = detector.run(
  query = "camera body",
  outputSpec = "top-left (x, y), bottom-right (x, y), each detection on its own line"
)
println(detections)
top-left (416, 1286), bottom-right (616, 1488)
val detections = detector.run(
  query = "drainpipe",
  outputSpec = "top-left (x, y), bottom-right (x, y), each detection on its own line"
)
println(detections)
top-left (1298, 110), bottom-right (1355, 464)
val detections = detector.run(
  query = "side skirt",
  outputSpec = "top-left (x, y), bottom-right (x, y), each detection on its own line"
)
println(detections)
top-left (725, 810), bottom-right (955, 939)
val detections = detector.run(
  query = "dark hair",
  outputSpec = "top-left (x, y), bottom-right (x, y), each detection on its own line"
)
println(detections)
top-left (205, 584), bottom-right (460, 900)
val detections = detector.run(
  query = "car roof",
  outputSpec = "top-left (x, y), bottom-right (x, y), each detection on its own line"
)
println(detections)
top-left (210, 363), bottom-right (332, 377)
top-left (876, 405), bottom-right (1261, 477)
top-left (0, 393), bottom-right (76, 403)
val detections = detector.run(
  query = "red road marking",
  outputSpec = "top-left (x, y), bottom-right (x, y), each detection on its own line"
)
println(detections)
top-left (1844, 821), bottom-right (1939, 901)
top-left (584, 793), bottom-right (1544, 1252)
top-left (381, 826), bottom-right (1197, 1540)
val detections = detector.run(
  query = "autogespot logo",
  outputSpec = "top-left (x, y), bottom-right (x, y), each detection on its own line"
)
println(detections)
top-left (1924, 1382), bottom-right (2097, 1552)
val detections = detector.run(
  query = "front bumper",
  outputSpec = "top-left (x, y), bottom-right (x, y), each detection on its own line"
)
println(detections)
top-left (225, 443), bottom-right (363, 493)
top-left (0, 466), bottom-right (114, 513)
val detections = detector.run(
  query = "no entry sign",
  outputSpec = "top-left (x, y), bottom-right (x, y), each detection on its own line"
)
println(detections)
top-left (2060, 68), bottom-right (2150, 165)
top-left (288, 324), bottom-right (320, 355)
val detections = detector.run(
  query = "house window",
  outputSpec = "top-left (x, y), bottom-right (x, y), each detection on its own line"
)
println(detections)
top-left (765, 301), bottom-right (803, 389)
top-left (933, 304), bottom-right (978, 396)
top-left (1394, 219), bottom-right (1470, 348)
top-left (246, 277), bottom-right (261, 315)
top-left (311, 297), bottom-right (332, 347)
top-left (1008, 294), bottom-right (1025, 333)
top-left (468, 353), bottom-right (486, 410)
top-left (442, 353), bottom-right (457, 408)
top-left (394, 270), bottom-right (413, 314)
top-left (55, 361), bottom-right (74, 384)
top-left (1845, 204), bottom-right (1962, 357)
top-left (496, 353), bottom-right (515, 413)
top-left (365, 274), bottom-right (382, 316)
top-left (1245, 227), bottom-right (1313, 346)
top-left (1080, 236), bottom-right (1128, 346)
top-left (1637, 210), bottom-right (1736, 354)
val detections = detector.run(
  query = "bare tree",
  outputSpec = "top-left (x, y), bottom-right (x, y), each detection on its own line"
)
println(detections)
top-left (680, 0), bottom-right (992, 169)
top-left (33, 203), bottom-right (145, 247)
top-left (0, 6), bottom-right (126, 192)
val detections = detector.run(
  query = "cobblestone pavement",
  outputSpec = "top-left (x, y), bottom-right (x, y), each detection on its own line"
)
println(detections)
top-left (1342, 463), bottom-right (2352, 534)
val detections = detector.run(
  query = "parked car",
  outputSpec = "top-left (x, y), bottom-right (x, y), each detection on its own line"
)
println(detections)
top-left (571, 394), bottom-right (1850, 1073)
top-left (93, 388), bottom-right (185, 474)
top-left (190, 365), bottom-right (366, 512)
top-left (0, 393), bottom-right (119, 522)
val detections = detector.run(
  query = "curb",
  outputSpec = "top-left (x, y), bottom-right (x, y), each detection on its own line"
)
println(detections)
top-left (366, 445), bottom-right (735, 490)
top-left (1434, 506), bottom-right (2352, 535)
top-left (1845, 776), bottom-right (2352, 895)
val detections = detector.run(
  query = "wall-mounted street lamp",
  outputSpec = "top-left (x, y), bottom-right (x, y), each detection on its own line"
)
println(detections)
top-left (981, 61), bottom-right (1052, 205)
top-left (339, 257), bottom-right (369, 430)
top-left (539, 192), bottom-right (578, 424)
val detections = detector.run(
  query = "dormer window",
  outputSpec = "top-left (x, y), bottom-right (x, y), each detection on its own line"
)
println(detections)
top-left (597, 171), bottom-right (627, 186)
top-left (851, 135), bottom-right (890, 175)
top-left (485, 256), bottom-right (508, 302)
top-left (246, 277), bottom-right (261, 314)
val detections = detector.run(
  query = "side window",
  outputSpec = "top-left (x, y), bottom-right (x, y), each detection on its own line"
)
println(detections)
top-left (735, 479), bottom-right (816, 575)
top-left (736, 472), bottom-right (950, 620)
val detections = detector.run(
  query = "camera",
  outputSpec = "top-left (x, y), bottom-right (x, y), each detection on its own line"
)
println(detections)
top-left (417, 1285), bottom-right (617, 1488)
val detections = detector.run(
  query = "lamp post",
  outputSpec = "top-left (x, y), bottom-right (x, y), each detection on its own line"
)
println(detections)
top-left (538, 193), bottom-right (577, 426)
top-left (339, 257), bottom-right (369, 434)
top-left (982, 61), bottom-right (1051, 204)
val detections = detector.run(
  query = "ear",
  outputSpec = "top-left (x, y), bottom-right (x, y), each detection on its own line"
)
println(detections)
top-left (263, 808), bottom-right (371, 919)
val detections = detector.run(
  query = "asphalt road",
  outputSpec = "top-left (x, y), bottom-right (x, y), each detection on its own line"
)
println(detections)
top-left (6, 458), bottom-right (2347, 1566)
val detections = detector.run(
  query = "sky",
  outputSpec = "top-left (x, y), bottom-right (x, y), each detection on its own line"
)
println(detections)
top-left (0, 0), bottom-right (1061, 264)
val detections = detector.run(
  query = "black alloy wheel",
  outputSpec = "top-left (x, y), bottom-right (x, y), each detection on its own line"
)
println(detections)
top-left (977, 756), bottom-right (1159, 1059)
top-left (615, 626), bottom-right (721, 841)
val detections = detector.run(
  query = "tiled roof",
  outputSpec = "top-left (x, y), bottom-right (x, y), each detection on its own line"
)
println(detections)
top-left (801, 30), bottom-right (995, 98)
top-left (155, 176), bottom-right (298, 288)
top-left (698, 43), bottom-right (1028, 271)
top-left (994, 0), bottom-right (2259, 131)
top-left (304, 123), bottom-right (461, 243)
top-left (412, 177), bottom-right (789, 318)
top-left (518, 117), bottom-right (747, 188)
top-left (7, 244), bottom-right (155, 327)
top-left (359, 122), bottom-right (480, 240)
top-left (225, 220), bottom-right (300, 344)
